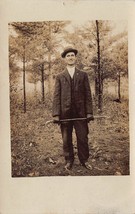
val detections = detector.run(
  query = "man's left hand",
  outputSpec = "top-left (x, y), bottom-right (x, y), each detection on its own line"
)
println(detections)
top-left (87, 114), bottom-right (94, 123)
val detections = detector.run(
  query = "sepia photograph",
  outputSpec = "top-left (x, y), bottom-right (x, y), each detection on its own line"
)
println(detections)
top-left (1, 0), bottom-right (135, 213)
top-left (9, 20), bottom-right (129, 177)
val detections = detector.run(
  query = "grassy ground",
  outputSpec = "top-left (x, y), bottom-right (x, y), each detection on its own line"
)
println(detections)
top-left (11, 96), bottom-right (129, 177)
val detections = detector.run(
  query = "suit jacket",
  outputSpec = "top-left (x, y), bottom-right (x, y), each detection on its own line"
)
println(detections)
top-left (52, 67), bottom-right (93, 119)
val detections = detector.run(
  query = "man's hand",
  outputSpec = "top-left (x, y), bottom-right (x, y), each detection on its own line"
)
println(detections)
top-left (53, 116), bottom-right (60, 124)
top-left (87, 114), bottom-right (94, 123)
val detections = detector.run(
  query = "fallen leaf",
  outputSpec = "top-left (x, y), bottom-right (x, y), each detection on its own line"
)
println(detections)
top-left (115, 171), bottom-right (122, 176)
top-left (49, 157), bottom-right (56, 164)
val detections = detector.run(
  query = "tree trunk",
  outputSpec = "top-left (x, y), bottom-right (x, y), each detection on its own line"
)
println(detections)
top-left (118, 69), bottom-right (121, 101)
top-left (23, 46), bottom-right (26, 113)
top-left (48, 49), bottom-right (52, 94)
top-left (95, 75), bottom-right (99, 96)
top-left (41, 63), bottom-right (45, 103)
top-left (96, 20), bottom-right (102, 111)
top-left (48, 21), bottom-right (53, 95)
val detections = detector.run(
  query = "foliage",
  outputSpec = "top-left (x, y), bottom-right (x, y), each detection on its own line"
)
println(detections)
top-left (9, 20), bottom-right (128, 110)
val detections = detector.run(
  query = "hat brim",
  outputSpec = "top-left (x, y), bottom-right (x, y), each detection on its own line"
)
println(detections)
top-left (61, 48), bottom-right (78, 58)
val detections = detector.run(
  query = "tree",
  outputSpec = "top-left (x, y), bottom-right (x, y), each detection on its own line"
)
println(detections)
top-left (95, 20), bottom-right (102, 110)
top-left (9, 21), bottom-right (71, 108)
top-left (111, 36), bottom-right (128, 101)
top-left (41, 21), bottom-right (70, 95)
top-left (9, 22), bottom-right (39, 112)
top-left (78, 20), bottom-right (112, 110)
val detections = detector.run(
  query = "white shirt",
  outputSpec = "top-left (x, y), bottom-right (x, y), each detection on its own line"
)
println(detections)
top-left (67, 66), bottom-right (75, 79)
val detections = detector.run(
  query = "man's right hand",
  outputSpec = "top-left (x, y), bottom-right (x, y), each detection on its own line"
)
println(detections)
top-left (86, 114), bottom-right (94, 123)
top-left (53, 116), bottom-right (60, 124)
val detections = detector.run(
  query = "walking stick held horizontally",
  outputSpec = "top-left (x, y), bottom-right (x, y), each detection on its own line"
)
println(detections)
top-left (45, 115), bottom-right (110, 126)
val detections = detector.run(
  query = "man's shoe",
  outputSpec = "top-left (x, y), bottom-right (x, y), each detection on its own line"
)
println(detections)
top-left (82, 161), bottom-right (92, 170)
top-left (64, 162), bottom-right (73, 170)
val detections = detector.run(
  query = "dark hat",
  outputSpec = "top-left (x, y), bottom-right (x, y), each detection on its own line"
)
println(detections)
top-left (61, 46), bottom-right (78, 58)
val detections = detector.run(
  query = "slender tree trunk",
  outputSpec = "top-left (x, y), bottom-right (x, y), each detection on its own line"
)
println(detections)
top-left (95, 74), bottom-right (99, 96)
top-left (48, 21), bottom-right (52, 95)
top-left (101, 73), bottom-right (104, 95)
top-left (96, 20), bottom-right (102, 111)
top-left (48, 49), bottom-right (52, 93)
top-left (41, 63), bottom-right (45, 103)
top-left (118, 69), bottom-right (121, 101)
top-left (23, 45), bottom-right (26, 113)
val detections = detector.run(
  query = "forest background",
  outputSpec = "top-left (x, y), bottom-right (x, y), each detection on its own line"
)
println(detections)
top-left (9, 20), bottom-right (129, 176)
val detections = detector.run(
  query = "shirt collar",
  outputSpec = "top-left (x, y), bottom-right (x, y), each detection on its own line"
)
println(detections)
top-left (67, 66), bottom-right (75, 72)
top-left (66, 66), bottom-right (75, 78)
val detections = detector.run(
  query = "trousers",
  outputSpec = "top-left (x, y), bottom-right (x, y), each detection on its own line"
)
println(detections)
top-left (60, 120), bottom-right (89, 164)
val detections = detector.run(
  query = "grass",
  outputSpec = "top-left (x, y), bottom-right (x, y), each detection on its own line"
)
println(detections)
top-left (11, 95), bottom-right (129, 177)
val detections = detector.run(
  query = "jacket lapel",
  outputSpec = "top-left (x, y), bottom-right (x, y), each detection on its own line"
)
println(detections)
top-left (63, 69), bottom-right (71, 85)
top-left (74, 68), bottom-right (80, 87)
top-left (62, 67), bottom-right (80, 86)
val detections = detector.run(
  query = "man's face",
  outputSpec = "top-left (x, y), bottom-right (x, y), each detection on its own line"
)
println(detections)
top-left (64, 52), bottom-right (76, 66)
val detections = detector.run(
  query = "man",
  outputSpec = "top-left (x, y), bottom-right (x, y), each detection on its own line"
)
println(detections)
top-left (52, 46), bottom-right (94, 170)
